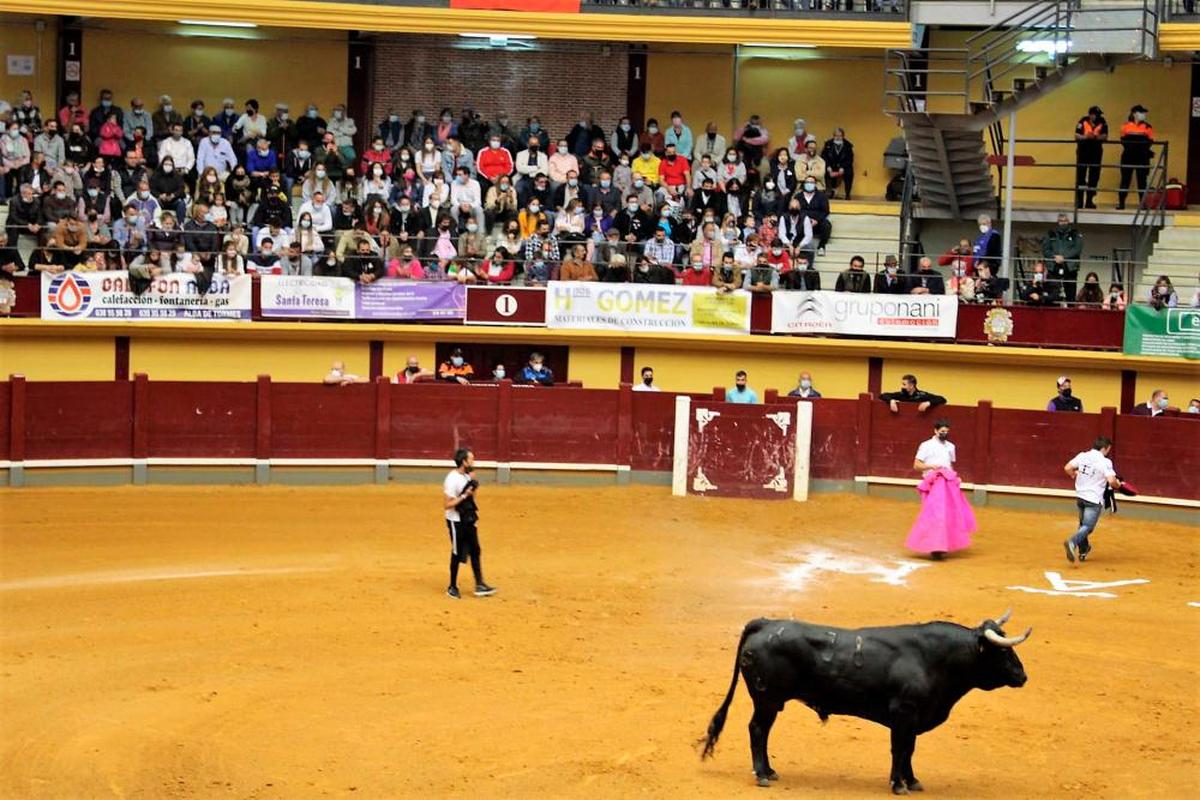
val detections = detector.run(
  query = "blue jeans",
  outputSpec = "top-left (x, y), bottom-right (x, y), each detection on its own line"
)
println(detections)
top-left (1069, 499), bottom-right (1101, 550)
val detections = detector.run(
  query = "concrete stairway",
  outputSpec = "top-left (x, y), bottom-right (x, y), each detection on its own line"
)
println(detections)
top-left (899, 119), bottom-right (994, 219)
top-left (823, 212), bottom-right (903, 269)
top-left (1139, 224), bottom-right (1200, 302)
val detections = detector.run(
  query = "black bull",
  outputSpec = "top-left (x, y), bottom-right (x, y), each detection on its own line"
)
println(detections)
top-left (701, 612), bottom-right (1031, 793)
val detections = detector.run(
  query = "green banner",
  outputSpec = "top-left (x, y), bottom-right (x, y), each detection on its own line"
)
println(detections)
top-left (1123, 305), bottom-right (1200, 359)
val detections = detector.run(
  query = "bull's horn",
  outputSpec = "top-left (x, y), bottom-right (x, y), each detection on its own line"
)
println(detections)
top-left (984, 627), bottom-right (1032, 647)
top-left (995, 609), bottom-right (1012, 626)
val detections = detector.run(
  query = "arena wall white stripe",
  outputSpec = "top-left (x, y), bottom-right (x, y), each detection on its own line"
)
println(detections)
top-left (671, 395), bottom-right (692, 498)
top-left (793, 401), bottom-right (814, 503)
top-left (855, 476), bottom-right (1200, 509)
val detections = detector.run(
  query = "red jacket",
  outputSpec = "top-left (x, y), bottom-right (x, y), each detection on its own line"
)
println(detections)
top-left (682, 266), bottom-right (713, 286)
top-left (937, 247), bottom-right (975, 276)
top-left (360, 148), bottom-right (392, 176)
top-left (658, 155), bottom-right (690, 187)
top-left (476, 146), bottom-right (514, 181)
top-left (482, 258), bottom-right (515, 284)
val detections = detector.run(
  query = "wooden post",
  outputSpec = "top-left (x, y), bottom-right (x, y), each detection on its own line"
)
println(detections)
top-left (255, 374), bottom-right (271, 484)
top-left (1099, 406), bottom-right (1117, 443)
top-left (764, 388), bottom-right (779, 404)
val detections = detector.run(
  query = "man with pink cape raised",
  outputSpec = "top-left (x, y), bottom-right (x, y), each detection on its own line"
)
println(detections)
top-left (906, 419), bottom-right (977, 560)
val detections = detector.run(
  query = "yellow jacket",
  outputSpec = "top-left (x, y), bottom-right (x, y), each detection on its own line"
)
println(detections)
top-left (631, 153), bottom-right (661, 185)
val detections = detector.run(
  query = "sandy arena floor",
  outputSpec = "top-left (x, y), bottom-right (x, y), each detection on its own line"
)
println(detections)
top-left (1, 485), bottom-right (1197, 799)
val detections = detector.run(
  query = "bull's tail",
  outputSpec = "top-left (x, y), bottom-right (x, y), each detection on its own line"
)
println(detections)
top-left (700, 618), bottom-right (767, 760)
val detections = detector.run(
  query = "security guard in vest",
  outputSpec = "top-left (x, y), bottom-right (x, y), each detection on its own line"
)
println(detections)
top-left (1117, 104), bottom-right (1154, 210)
top-left (1073, 105), bottom-right (1107, 209)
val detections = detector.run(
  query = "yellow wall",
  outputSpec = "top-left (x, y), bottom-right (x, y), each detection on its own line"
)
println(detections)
top-left (645, 46), bottom-right (736, 136)
top-left (0, 17), bottom-right (57, 112)
top-left (634, 347), bottom-right (868, 398)
top-left (881, 360), bottom-right (1122, 411)
top-left (1136, 370), bottom-right (1200, 409)
top-left (0, 338), bottom-right (113, 380)
top-left (926, 31), bottom-right (1191, 206)
top-left (81, 21), bottom-right (348, 121)
top-left (567, 346), bottom-right (620, 389)
top-left (130, 339), bottom-right (369, 382)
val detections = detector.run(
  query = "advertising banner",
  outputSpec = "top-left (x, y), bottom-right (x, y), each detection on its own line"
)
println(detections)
top-left (260, 275), bottom-right (356, 319)
top-left (355, 281), bottom-right (466, 321)
top-left (771, 291), bottom-right (958, 338)
top-left (449, 0), bottom-right (581, 11)
top-left (1122, 305), bottom-right (1200, 359)
top-left (42, 271), bottom-right (251, 321)
top-left (545, 282), bottom-right (751, 335)
top-left (465, 285), bottom-right (548, 326)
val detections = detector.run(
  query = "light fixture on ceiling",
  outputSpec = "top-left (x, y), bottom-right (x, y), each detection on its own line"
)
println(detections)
top-left (177, 19), bottom-right (258, 28)
top-left (1015, 39), bottom-right (1071, 54)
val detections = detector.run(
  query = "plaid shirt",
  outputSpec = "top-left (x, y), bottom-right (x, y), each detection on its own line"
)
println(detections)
top-left (524, 232), bottom-right (558, 264)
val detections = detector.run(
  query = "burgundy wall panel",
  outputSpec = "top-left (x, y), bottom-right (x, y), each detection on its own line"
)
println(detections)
top-left (686, 400), bottom-right (795, 499)
top-left (0, 382), bottom-right (10, 460)
top-left (23, 381), bottom-right (133, 459)
top-left (270, 383), bottom-right (376, 458)
top-left (389, 383), bottom-right (499, 460)
top-left (808, 399), bottom-right (859, 481)
top-left (1113, 416), bottom-right (1200, 501)
top-left (630, 391), bottom-right (678, 471)
top-left (509, 389), bottom-right (620, 463)
top-left (988, 409), bottom-right (1103, 489)
top-left (867, 403), bottom-right (978, 481)
top-left (955, 304), bottom-right (1124, 350)
top-left (145, 382), bottom-right (257, 458)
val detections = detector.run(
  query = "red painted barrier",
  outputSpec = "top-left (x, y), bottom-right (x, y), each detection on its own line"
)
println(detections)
top-left (3, 378), bottom-right (1196, 504)
top-left (954, 303), bottom-right (1124, 350)
top-left (23, 381), bottom-right (133, 460)
top-left (145, 381), bottom-right (258, 458)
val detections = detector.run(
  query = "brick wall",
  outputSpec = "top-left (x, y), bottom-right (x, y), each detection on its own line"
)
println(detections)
top-left (369, 36), bottom-right (630, 146)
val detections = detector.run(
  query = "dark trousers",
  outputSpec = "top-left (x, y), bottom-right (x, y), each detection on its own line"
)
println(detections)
top-left (1117, 162), bottom-right (1148, 208)
top-left (826, 171), bottom-right (853, 200)
top-left (811, 218), bottom-right (832, 249)
top-left (1074, 161), bottom-right (1101, 207)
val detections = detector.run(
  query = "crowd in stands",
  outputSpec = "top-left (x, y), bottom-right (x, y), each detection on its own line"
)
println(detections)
top-left (1, 89), bottom-right (1196, 310)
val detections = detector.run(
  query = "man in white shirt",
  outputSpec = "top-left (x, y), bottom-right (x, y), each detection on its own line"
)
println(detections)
top-left (196, 124), bottom-right (238, 179)
top-left (514, 136), bottom-right (548, 196)
top-left (158, 122), bottom-right (196, 175)
top-left (449, 166), bottom-right (485, 230)
top-left (1063, 436), bottom-right (1121, 564)
top-left (913, 420), bottom-right (956, 473)
top-left (298, 191), bottom-right (334, 233)
top-left (443, 448), bottom-right (496, 599)
top-left (632, 366), bottom-right (660, 392)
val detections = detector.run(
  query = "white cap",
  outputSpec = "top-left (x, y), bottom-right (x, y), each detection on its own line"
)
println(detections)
top-left (1057, 375), bottom-right (1070, 386)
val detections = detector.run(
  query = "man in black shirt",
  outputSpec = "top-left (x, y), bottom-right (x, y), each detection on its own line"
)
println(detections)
top-left (1047, 376), bottom-right (1083, 412)
top-left (873, 255), bottom-right (905, 294)
top-left (907, 257), bottom-right (946, 295)
top-left (880, 374), bottom-right (947, 414)
top-left (835, 255), bottom-right (871, 293)
top-left (633, 255), bottom-right (675, 285)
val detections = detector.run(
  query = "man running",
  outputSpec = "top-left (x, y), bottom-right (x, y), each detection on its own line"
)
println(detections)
top-left (1063, 436), bottom-right (1121, 564)
top-left (443, 448), bottom-right (497, 598)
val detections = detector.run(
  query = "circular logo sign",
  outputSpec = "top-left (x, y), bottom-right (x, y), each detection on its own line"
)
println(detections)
top-left (494, 293), bottom-right (519, 317)
top-left (46, 273), bottom-right (93, 317)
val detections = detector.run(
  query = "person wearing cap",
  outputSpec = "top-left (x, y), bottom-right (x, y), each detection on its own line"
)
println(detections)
top-left (1117, 104), bottom-right (1154, 210)
top-left (1074, 105), bottom-right (1107, 209)
top-left (874, 254), bottom-right (906, 294)
top-left (438, 348), bottom-right (475, 385)
top-left (213, 98), bottom-right (239, 141)
top-left (196, 124), bottom-right (238, 180)
top-left (152, 95), bottom-right (182, 142)
top-left (267, 102), bottom-right (296, 156)
top-left (1047, 376), bottom-right (1083, 412)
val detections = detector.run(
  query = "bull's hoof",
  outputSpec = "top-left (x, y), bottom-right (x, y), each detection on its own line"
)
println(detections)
top-left (765, 769), bottom-right (779, 781)
top-left (906, 780), bottom-right (924, 792)
top-left (756, 775), bottom-right (772, 787)
top-left (891, 784), bottom-right (909, 795)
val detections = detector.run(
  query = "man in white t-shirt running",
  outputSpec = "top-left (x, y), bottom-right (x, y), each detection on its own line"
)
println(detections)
top-left (443, 448), bottom-right (497, 599)
top-left (1063, 436), bottom-right (1121, 564)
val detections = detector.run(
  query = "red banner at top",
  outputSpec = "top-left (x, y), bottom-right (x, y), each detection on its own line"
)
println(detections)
top-left (450, 0), bottom-right (581, 11)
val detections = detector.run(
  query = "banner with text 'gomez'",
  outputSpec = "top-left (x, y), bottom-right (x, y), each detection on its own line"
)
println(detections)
top-left (42, 271), bottom-right (251, 321)
top-left (770, 291), bottom-right (958, 338)
top-left (545, 281), bottom-right (751, 335)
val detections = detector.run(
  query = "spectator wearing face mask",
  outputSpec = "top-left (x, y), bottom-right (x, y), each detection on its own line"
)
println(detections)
top-left (296, 105), bottom-right (327, 151)
top-left (158, 123), bottom-right (195, 176)
top-left (664, 112), bottom-right (693, 159)
top-left (152, 96), bottom-right (182, 143)
top-left (681, 253), bottom-right (713, 286)
top-left (476, 134), bottom-right (514, 189)
top-left (548, 138), bottom-right (579, 190)
top-left (441, 137), bottom-right (476, 181)
top-left (1130, 388), bottom-right (1173, 416)
top-left (908, 257), bottom-right (947, 296)
top-left (1076, 272), bottom-right (1104, 306)
top-left (520, 352), bottom-right (555, 386)
top-left (693, 122), bottom-right (727, 165)
top-left (972, 214), bottom-right (1002, 275)
top-left (197, 124), bottom-right (238, 180)
top-left (1043, 213), bottom-right (1083, 303)
top-left (514, 137), bottom-right (548, 197)
top-left (32, 120), bottom-right (65, 169)
top-left (124, 98), bottom-right (154, 144)
top-left (361, 136), bottom-right (393, 177)
top-left (835, 255), bottom-right (872, 294)
top-left (480, 248), bottom-right (515, 284)
top-left (1117, 104), bottom-right (1153, 210)
top-left (449, 167), bottom-right (484, 230)
top-left (634, 254), bottom-right (675, 285)
top-left (327, 105), bottom-right (357, 164)
top-left (881, 374), bottom-right (946, 414)
top-left (1186, 398), bottom-right (1200, 415)
top-left (726, 370), bottom-right (758, 404)
top-left (438, 348), bottom-right (474, 385)
top-left (580, 138), bottom-right (612, 186)
top-left (1102, 283), bottom-right (1126, 311)
top-left (795, 179), bottom-right (831, 256)
top-left (610, 116), bottom-right (639, 160)
top-left (484, 177), bottom-right (519, 229)
top-left (788, 371), bottom-right (822, 399)
top-left (1047, 376), bottom-right (1083, 412)
top-left (1148, 275), bottom-right (1178, 310)
top-left (182, 100), bottom-right (211, 145)
top-left (821, 128), bottom-right (854, 200)
top-left (587, 170), bottom-right (621, 214)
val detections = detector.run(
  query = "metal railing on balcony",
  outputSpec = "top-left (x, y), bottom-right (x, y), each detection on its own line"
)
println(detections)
top-left (1163, 0), bottom-right (1199, 20)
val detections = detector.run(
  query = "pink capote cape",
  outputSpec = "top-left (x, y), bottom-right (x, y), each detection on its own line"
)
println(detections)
top-left (906, 467), bottom-right (976, 554)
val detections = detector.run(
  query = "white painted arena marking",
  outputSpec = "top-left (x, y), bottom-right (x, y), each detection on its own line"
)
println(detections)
top-left (1007, 571), bottom-right (1149, 600)
top-left (773, 550), bottom-right (931, 592)
top-left (1189, 602), bottom-right (1200, 608)
top-left (0, 565), bottom-right (331, 591)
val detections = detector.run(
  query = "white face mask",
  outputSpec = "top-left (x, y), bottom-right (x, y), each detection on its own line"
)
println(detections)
top-left (979, 225), bottom-right (989, 234)
top-left (494, 368), bottom-right (506, 380)
top-left (489, 140), bottom-right (500, 149)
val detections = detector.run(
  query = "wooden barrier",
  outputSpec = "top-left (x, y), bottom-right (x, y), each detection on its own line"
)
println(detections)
top-left (1, 377), bottom-right (1196, 504)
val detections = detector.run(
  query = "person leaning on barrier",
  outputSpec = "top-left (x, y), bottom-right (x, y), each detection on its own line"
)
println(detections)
top-left (907, 257), bottom-right (946, 295)
top-left (438, 348), bottom-right (475, 385)
top-left (881, 374), bottom-right (946, 415)
top-left (1019, 260), bottom-right (1060, 306)
top-left (788, 371), bottom-right (822, 400)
